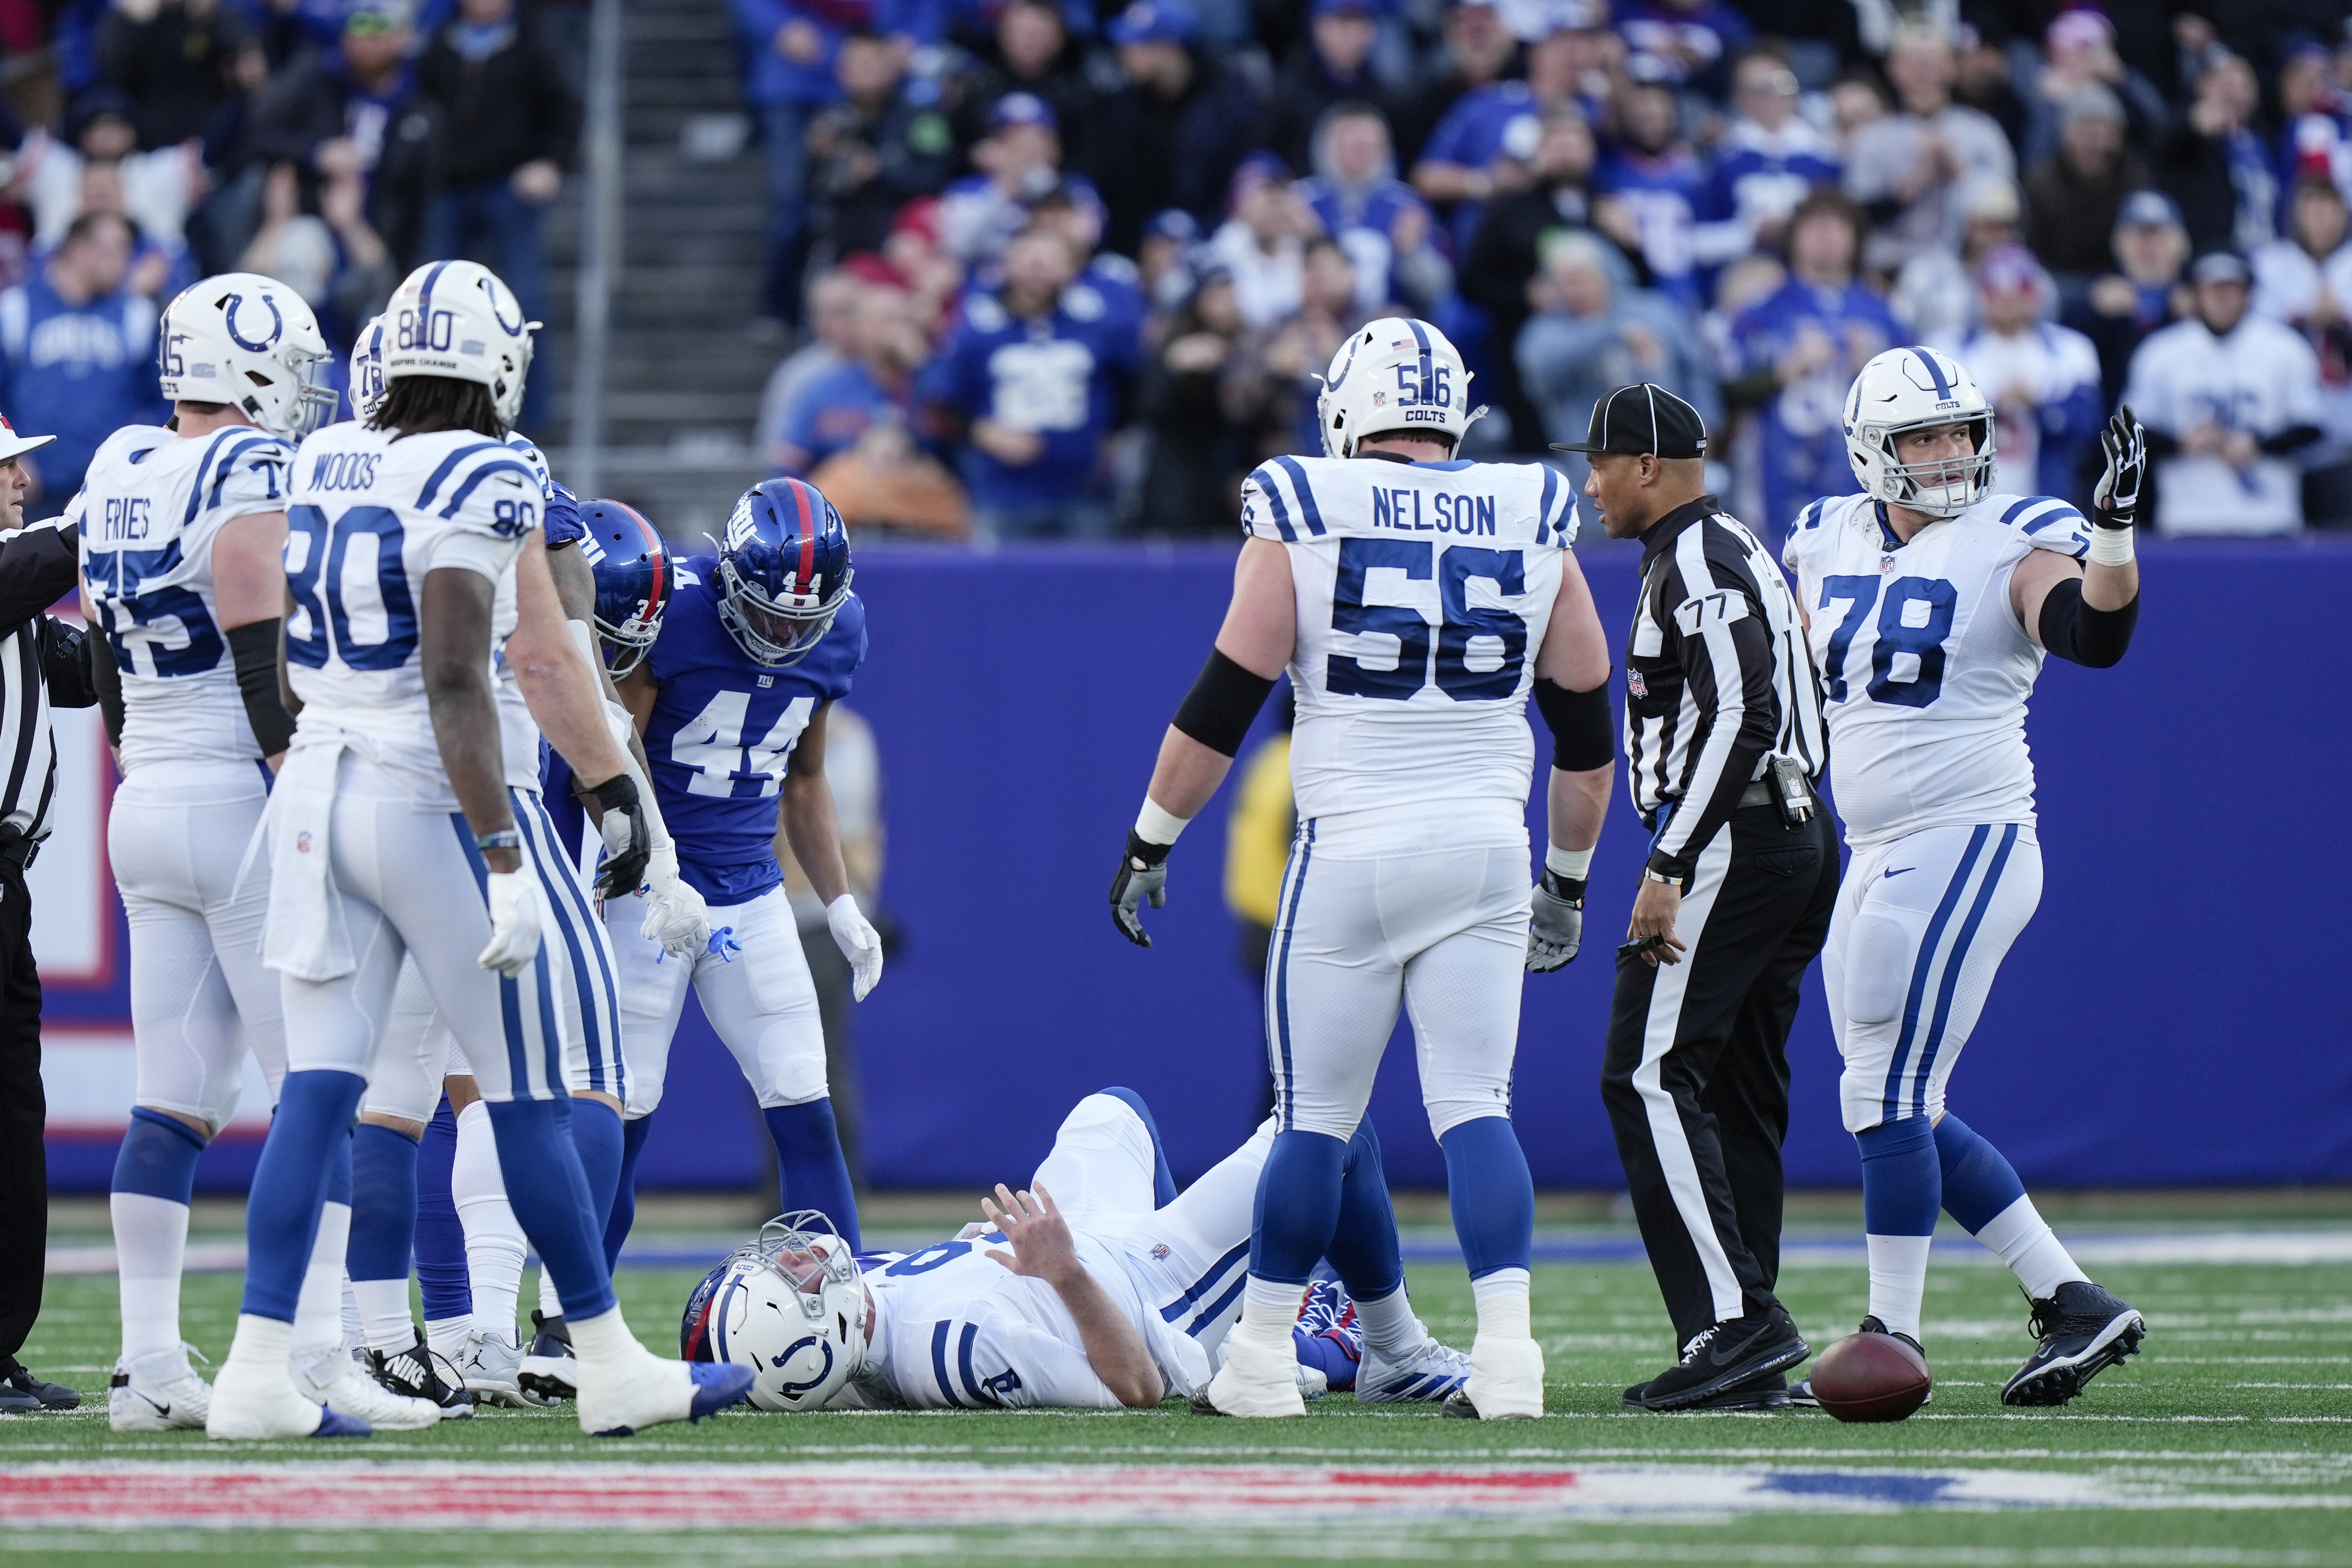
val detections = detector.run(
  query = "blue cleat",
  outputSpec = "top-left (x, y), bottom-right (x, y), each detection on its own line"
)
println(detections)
top-left (687, 1362), bottom-right (755, 1420)
top-left (311, 1406), bottom-right (373, 1437)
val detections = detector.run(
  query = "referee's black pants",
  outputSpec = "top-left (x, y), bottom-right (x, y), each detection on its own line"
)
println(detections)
top-left (0, 856), bottom-right (44, 1371)
top-left (1601, 806), bottom-right (1839, 1352)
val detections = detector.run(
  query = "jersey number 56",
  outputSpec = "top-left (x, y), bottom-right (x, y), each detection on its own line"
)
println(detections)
top-left (1329, 538), bottom-right (1528, 701)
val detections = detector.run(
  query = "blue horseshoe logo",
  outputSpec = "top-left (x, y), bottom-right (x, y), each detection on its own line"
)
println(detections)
top-left (223, 292), bottom-right (283, 353)
top-left (771, 1335), bottom-right (833, 1396)
top-left (484, 280), bottom-right (527, 336)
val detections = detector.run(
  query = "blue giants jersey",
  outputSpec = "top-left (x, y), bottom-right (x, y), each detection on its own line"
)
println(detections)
top-left (640, 554), bottom-right (867, 904)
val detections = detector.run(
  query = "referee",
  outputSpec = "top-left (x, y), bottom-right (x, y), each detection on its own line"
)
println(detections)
top-left (0, 414), bottom-right (93, 1414)
top-left (1556, 385), bottom-right (1837, 1414)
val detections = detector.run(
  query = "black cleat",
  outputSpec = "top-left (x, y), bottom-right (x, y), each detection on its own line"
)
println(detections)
top-left (0, 1361), bottom-right (80, 1412)
top-left (1633, 1305), bottom-right (1810, 1412)
top-left (519, 1310), bottom-right (578, 1403)
top-left (368, 1339), bottom-right (475, 1419)
top-left (1859, 1314), bottom-right (1926, 1357)
top-left (2002, 1281), bottom-right (2144, 1407)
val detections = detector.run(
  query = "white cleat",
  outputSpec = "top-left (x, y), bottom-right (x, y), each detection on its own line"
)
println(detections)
top-left (1356, 1331), bottom-right (1474, 1405)
top-left (292, 1349), bottom-right (441, 1432)
top-left (1198, 1329), bottom-right (1307, 1418)
top-left (206, 1363), bottom-right (366, 1440)
top-left (573, 1338), bottom-right (749, 1437)
top-left (1442, 1335), bottom-right (1545, 1420)
top-left (109, 1347), bottom-right (212, 1432)
top-left (459, 1330), bottom-right (554, 1409)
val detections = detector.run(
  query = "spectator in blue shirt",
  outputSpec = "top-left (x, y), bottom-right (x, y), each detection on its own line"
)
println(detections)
top-left (1693, 48), bottom-right (1841, 275)
top-left (775, 282), bottom-right (929, 474)
top-left (1411, 19), bottom-right (1589, 253)
top-left (1593, 78), bottom-right (1708, 308)
top-left (0, 211), bottom-right (165, 519)
top-left (1299, 102), bottom-right (1450, 315)
top-left (926, 225), bottom-right (1138, 538)
top-left (1611, 0), bottom-right (1752, 99)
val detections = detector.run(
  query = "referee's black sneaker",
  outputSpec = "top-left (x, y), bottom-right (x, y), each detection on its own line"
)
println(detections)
top-left (1624, 1370), bottom-right (1789, 1411)
top-left (0, 1359), bottom-right (79, 1412)
top-left (1631, 1305), bottom-right (1809, 1412)
top-left (2002, 1281), bottom-right (2145, 1406)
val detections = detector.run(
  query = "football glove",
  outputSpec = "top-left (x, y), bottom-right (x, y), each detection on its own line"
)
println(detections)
top-left (477, 869), bottom-right (543, 976)
top-left (2092, 405), bottom-right (2146, 530)
top-left (1109, 831), bottom-right (1170, 948)
top-left (583, 772), bottom-right (652, 899)
top-left (637, 848), bottom-right (711, 961)
top-left (828, 893), bottom-right (884, 1001)
top-left (1525, 869), bottom-right (1585, 973)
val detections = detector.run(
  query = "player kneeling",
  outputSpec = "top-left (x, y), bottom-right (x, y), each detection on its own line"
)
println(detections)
top-left (683, 1092), bottom-right (1466, 1412)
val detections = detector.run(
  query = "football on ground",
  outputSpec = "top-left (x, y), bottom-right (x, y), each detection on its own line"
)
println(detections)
top-left (1809, 1328), bottom-right (1932, 1422)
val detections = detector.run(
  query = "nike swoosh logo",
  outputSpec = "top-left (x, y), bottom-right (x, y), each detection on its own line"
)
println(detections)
top-left (139, 1393), bottom-right (170, 1417)
top-left (1884, 867), bottom-right (1915, 879)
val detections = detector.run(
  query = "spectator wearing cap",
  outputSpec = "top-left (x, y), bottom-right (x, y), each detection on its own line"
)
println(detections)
top-left (1892, 175), bottom-right (2037, 344)
top-left (1413, 15), bottom-right (1588, 253)
top-left (804, 30), bottom-right (958, 262)
top-left (1593, 78), bottom-right (1708, 309)
top-left (923, 224), bottom-right (1140, 538)
top-left (2252, 178), bottom-right (2352, 458)
top-left (2023, 84), bottom-right (2151, 289)
top-left (1207, 154), bottom-right (1309, 330)
top-left (939, 93), bottom-right (1103, 268)
top-left (773, 282), bottom-right (929, 476)
top-left (2124, 249), bottom-right (2323, 536)
top-left (1691, 47), bottom-right (1840, 276)
top-left (1388, 0), bottom-right (1518, 173)
top-left (949, 0), bottom-right (1095, 162)
top-left (416, 0), bottom-right (579, 430)
top-left (1086, 0), bottom-right (1266, 257)
top-left (1942, 243), bottom-right (2104, 507)
top-left (97, 0), bottom-right (255, 154)
top-left (2062, 187), bottom-right (2191, 411)
top-left (1297, 102), bottom-right (1449, 317)
top-left (0, 211), bottom-right (166, 519)
top-left (1840, 22), bottom-right (2015, 276)
top-left (1264, 0), bottom-right (1407, 179)
top-left (2159, 51), bottom-right (2276, 257)
top-left (1133, 266), bottom-right (1250, 535)
top-left (1611, 0), bottom-right (1752, 99)
top-left (1138, 208), bottom-right (1204, 315)
top-left (248, 0), bottom-right (444, 274)
top-left (2019, 9), bottom-right (2166, 171)
top-left (1517, 229), bottom-right (1715, 497)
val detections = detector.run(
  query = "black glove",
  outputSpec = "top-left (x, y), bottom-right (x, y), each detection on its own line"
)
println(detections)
top-left (582, 771), bottom-right (652, 898)
top-left (1109, 830), bottom-right (1170, 948)
top-left (1525, 869), bottom-right (1585, 972)
top-left (2092, 404), bottom-right (2145, 530)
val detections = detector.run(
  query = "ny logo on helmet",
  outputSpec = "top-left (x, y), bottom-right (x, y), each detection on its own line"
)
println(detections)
top-left (724, 496), bottom-right (757, 550)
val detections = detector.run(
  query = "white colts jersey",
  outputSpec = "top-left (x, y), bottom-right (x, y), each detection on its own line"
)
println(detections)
top-left (282, 423), bottom-right (545, 804)
top-left (74, 424), bottom-right (294, 774)
top-left (1240, 455), bottom-right (1576, 854)
top-left (1782, 491), bottom-right (2089, 848)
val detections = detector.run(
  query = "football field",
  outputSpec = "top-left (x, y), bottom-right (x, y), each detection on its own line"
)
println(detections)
top-left (8, 1214), bottom-right (2352, 1568)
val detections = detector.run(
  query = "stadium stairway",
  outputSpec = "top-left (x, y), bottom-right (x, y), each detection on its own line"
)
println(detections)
top-left (543, 0), bottom-right (775, 535)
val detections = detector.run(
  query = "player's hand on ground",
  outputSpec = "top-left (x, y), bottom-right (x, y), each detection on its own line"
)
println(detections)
top-left (584, 772), bottom-right (652, 898)
top-left (478, 869), bottom-right (544, 975)
top-left (982, 1182), bottom-right (1080, 1285)
top-left (638, 855), bottom-right (711, 959)
top-left (2092, 405), bottom-right (2146, 529)
top-left (1526, 871), bottom-right (1585, 972)
top-left (1109, 834), bottom-right (1170, 947)
top-left (827, 893), bottom-right (884, 1000)
top-left (1626, 876), bottom-right (1687, 968)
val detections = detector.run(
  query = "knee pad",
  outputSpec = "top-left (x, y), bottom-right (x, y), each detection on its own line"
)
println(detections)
top-left (1841, 912), bottom-right (1915, 1028)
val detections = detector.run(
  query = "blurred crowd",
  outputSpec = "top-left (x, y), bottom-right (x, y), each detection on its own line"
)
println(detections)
top-left (0, 0), bottom-right (578, 518)
top-left (742, 0), bottom-right (2352, 540)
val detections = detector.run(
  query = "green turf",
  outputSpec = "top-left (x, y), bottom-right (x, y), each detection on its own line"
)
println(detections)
top-left (8, 1247), bottom-right (2352, 1565)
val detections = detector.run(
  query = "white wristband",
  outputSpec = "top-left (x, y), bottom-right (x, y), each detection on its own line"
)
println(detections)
top-left (2087, 527), bottom-right (2135, 569)
top-left (1135, 798), bottom-right (1192, 847)
top-left (1544, 845), bottom-right (1594, 881)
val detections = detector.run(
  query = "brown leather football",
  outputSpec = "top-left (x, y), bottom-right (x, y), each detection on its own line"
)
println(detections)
top-left (1810, 1330), bottom-right (1932, 1422)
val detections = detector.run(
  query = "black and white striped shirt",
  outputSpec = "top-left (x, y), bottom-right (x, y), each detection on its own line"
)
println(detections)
top-left (0, 520), bottom-right (88, 848)
top-left (1622, 494), bottom-right (1826, 880)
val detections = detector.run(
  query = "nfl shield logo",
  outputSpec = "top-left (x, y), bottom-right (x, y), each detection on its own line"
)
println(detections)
top-left (1150, 1244), bottom-right (1170, 1260)
top-left (1627, 669), bottom-right (1647, 698)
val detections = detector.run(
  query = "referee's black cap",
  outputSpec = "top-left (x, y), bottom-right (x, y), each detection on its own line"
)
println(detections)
top-left (1551, 383), bottom-right (1708, 459)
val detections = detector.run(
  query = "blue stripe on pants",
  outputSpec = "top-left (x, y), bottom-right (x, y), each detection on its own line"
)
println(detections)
top-left (1267, 821), bottom-right (1316, 1129)
top-left (1881, 825), bottom-right (1989, 1121)
top-left (1909, 824), bottom-right (2019, 1118)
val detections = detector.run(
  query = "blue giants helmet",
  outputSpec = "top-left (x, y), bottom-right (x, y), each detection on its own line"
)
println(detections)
top-left (713, 477), bottom-right (853, 668)
top-left (578, 499), bottom-right (670, 675)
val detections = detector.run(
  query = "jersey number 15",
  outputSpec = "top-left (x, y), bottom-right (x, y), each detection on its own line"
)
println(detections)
top-left (1329, 538), bottom-right (1528, 701)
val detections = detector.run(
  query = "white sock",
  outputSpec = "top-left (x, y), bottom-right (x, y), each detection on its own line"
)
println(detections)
top-left (111, 1192), bottom-right (188, 1363)
top-left (341, 1274), bottom-right (364, 1355)
top-left (223, 1312), bottom-right (294, 1376)
top-left (1974, 1195), bottom-right (2089, 1302)
top-left (425, 1316), bottom-right (470, 1363)
top-left (1353, 1284), bottom-right (1419, 1359)
top-left (1239, 1277), bottom-right (1308, 1343)
top-left (453, 1099), bottom-right (524, 1345)
top-left (1864, 1234), bottom-right (1933, 1342)
top-left (565, 1304), bottom-right (640, 1372)
top-left (353, 1277), bottom-right (416, 1352)
top-left (1471, 1268), bottom-right (1532, 1340)
top-left (289, 1202), bottom-right (352, 1364)
top-left (537, 1266), bottom-right (563, 1323)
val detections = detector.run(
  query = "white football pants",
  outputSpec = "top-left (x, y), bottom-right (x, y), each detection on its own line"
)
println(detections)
top-left (1825, 822), bottom-right (2043, 1134)
top-left (1264, 822), bottom-right (1530, 1142)
top-left (110, 761), bottom-right (284, 1132)
top-left (604, 884), bottom-right (825, 1119)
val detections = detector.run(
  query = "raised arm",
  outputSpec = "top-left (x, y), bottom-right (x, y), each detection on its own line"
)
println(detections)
top-left (983, 1182), bottom-right (1165, 1409)
top-left (2011, 408), bottom-right (2143, 669)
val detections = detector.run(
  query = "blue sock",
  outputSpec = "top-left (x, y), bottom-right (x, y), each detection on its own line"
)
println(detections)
top-left (240, 1070), bottom-right (364, 1322)
top-left (1934, 1112), bottom-right (2028, 1234)
top-left (569, 1097), bottom-right (625, 1241)
top-left (1250, 1129), bottom-right (1346, 1286)
top-left (112, 1106), bottom-right (206, 1202)
top-left (1440, 1116), bottom-right (1534, 1279)
top-left (603, 1112), bottom-right (653, 1272)
top-left (763, 1100), bottom-right (860, 1252)
top-left (1324, 1120), bottom-right (1403, 1300)
top-left (1856, 1116), bottom-right (1941, 1236)
top-left (1095, 1086), bottom-right (1177, 1207)
top-left (327, 1123), bottom-right (353, 1206)
top-left (1291, 1322), bottom-right (1359, 1387)
top-left (348, 1122), bottom-right (419, 1285)
top-left (414, 1098), bottom-right (468, 1326)
top-left (485, 1098), bottom-right (617, 1323)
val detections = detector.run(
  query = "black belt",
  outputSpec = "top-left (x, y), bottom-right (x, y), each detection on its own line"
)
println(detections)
top-left (0, 830), bottom-right (37, 876)
top-left (1641, 779), bottom-right (1777, 835)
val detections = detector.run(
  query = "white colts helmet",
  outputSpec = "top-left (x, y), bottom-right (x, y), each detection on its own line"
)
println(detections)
top-left (1315, 316), bottom-right (1482, 458)
top-left (1843, 345), bottom-right (1997, 518)
top-left (156, 273), bottom-right (337, 440)
top-left (382, 259), bottom-right (537, 427)
top-left (348, 313), bottom-right (387, 421)
top-left (683, 1212), bottom-right (867, 1413)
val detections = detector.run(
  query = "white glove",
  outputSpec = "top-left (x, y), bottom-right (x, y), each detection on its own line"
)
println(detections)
top-left (637, 849), bottom-right (712, 960)
top-left (827, 893), bottom-right (883, 1001)
top-left (477, 869), bottom-right (543, 975)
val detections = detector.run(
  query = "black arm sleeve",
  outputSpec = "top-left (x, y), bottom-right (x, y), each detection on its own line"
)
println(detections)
top-left (228, 618), bottom-right (297, 755)
top-left (2037, 577), bottom-right (2139, 669)
top-left (88, 621), bottom-right (122, 741)
top-left (1169, 647), bottom-right (1277, 758)
top-left (2260, 423), bottom-right (2325, 456)
top-left (1531, 676), bottom-right (1615, 772)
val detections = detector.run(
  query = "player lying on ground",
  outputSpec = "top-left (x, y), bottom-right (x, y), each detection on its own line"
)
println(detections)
top-left (684, 1090), bottom-right (1470, 1412)
top-left (1778, 345), bottom-right (2147, 1411)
